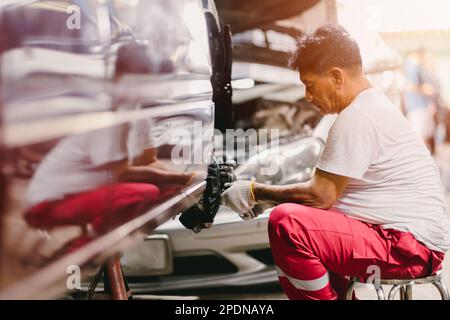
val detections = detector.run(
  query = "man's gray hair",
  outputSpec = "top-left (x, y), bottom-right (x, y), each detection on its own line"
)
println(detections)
top-left (289, 24), bottom-right (362, 74)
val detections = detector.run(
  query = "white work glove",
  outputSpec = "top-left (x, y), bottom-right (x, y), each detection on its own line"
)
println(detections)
top-left (222, 180), bottom-right (256, 220)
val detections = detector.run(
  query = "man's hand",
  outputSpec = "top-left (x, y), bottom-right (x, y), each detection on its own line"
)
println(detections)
top-left (186, 170), bottom-right (207, 186)
top-left (221, 180), bottom-right (257, 214)
top-left (238, 202), bottom-right (273, 221)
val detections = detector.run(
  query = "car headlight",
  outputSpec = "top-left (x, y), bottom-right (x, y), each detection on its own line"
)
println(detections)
top-left (234, 136), bottom-right (324, 185)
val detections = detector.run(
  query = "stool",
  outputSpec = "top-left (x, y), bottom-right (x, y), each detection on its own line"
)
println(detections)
top-left (345, 270), bottom-right (450, 300)
top-left (85, 255), bottom-right (132, 300)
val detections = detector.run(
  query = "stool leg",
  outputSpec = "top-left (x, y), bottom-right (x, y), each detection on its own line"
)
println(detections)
top-left (399, 286), bottom-right (406, 300)
top-left (345, 278), bottom-right (358, 300)
top-left (404, 285), bottom-right (413, 300)
top-left (432, 279), bottom-right (450, 300)
top-left (85, 266), bottom-right (104, 300)
top-left (105, 256), bottom-right (129, 300)
top-left (389, 285), bottom-right (401, 300)
top-left (375, 287), bottom-right (385, 300)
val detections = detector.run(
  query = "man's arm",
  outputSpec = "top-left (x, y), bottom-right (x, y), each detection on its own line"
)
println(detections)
top-left (99, 159), bottom-right (192, 186)
top-left (253, 169), bottom-right (348, 209)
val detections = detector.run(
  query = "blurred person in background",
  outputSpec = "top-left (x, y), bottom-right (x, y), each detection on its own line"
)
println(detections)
top-left (422, 54), bottom-right (449, 147)
top-left (403, 47), bottom-right (440, 154)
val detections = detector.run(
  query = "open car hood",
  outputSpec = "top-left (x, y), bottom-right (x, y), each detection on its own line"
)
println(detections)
top-left (215, 0), bottom-right (321, 33)
top-left (214, 0), bottom-right (334, 71)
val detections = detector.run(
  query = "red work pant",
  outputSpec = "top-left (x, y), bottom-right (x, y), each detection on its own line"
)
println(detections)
top-left (268, 203), bottom-right (445, 300)
top-left (24, 183), bottom-right (164, 234)
top-left (24, 183), bottom-right (179, 256)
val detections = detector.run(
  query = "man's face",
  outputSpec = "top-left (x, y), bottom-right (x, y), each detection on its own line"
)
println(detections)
top-left (300, 70), bottom-right (342, 115)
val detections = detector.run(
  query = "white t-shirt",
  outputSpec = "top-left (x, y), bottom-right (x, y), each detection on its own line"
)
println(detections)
top-left (317, 87), bottom-right (450, 252)
top-left (26, 125), bottom-right (129, 207)
top-left (26, 118), bottom-right (164, 208)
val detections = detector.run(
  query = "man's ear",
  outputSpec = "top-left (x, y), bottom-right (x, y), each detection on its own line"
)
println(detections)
top-left (329, 67), bottom-right (344, 86)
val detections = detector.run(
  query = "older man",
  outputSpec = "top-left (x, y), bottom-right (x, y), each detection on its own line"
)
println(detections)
top-left (222, 25), bottom-right (450, 300)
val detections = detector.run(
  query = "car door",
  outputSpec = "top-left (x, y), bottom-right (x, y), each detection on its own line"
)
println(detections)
top-left (0, 0), bottom-right (221, 299)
